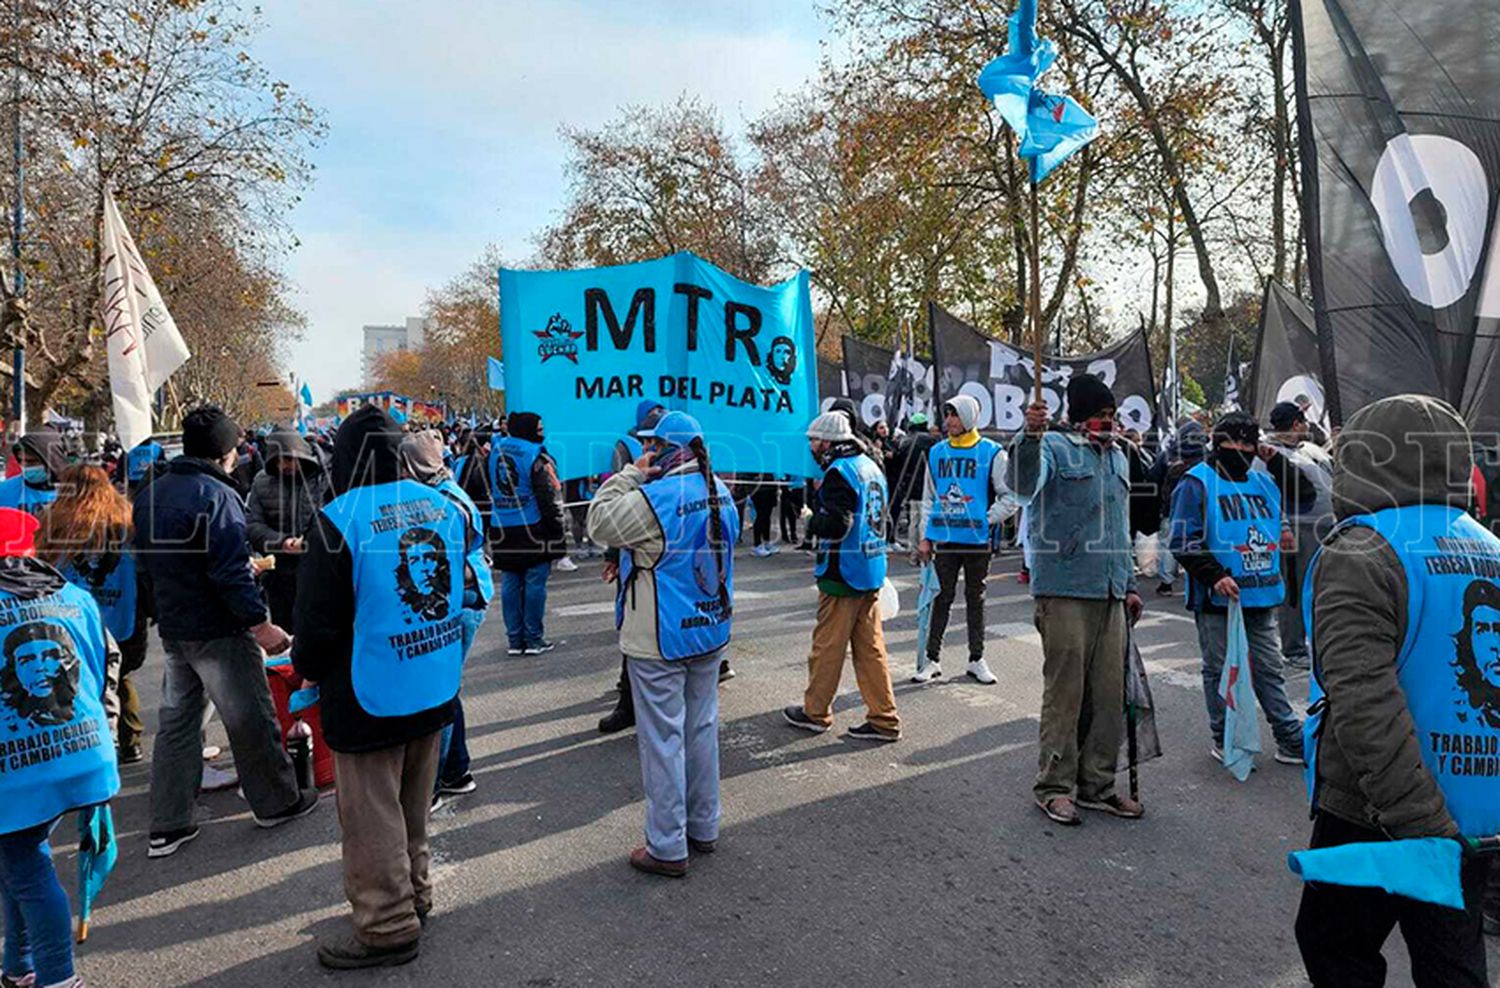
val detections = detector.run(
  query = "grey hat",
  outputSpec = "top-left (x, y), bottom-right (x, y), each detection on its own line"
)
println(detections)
top-left (806, 411), bottom-right (854, 442)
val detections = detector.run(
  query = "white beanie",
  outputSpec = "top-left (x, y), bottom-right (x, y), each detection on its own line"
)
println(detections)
top-left (806, 411), bottom-right (854, 442)
top-left (944, 394), bottom-right (981, 431)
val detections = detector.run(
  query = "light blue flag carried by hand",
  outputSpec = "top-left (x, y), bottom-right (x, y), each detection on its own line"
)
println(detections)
top-left (913, 562), bottom-right (941, 677)
top-left (976, 0), bottom-right (1099, 184)
top-left (299, 382), bottom-right (313, 408)
top-left (76, 804), bottom-right (117, 942)
top-left (1289, 838), bottom-right (1465, 910)
top-left (487, 356), bottom-right (505, 391)
top-left (1219, 602), bottom-right (1260, 781)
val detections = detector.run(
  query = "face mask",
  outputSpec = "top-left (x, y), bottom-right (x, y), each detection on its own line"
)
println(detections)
top-left (22, 467), bottom-right (46, 485)
top-left (1217, 448), bottom-right (1255, 477)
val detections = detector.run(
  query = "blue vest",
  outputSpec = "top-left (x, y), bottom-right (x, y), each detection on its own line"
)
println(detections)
top-left (436, 478), bottom-right (494, 608)
top-left (618, 470), bottom-right (737, 660)
top-left (0, 580), bottom-right (119, 835)
top-left (1185, 462), bottom-right (1284, 609)
top-left (815, 454), bottom-right (889, 593)
top-left (0, 477), bottom-right (55, 518)
top-left (60, 552), bottom-right (137, 642)
top-left (488, 437), bottom-right (542, 528)
top-left (323, 479), bottom-right (471, 718)
top-left (925, 439), bottom-right (1000, 545)
top-left (126, 442), bottom-right (162, 482)
top-left (1304, 505), bottom-right (1500, 837)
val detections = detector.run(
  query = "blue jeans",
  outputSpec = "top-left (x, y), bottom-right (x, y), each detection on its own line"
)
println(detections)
top-left (438, 608), bottom-right (485, 788)
top-left (499, 563), bottom-right (549, 647)
top-left (0, 819), bottom-right (74, 985)
top-left (628, 653), bottom-right (722, 862)
top-left (1194, 607), bottom-right (1302, 753)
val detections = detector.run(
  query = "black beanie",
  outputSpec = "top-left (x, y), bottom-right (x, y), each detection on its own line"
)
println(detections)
top-left (181, 406), bottom-right (240, 460)
top-left (1066, 374), bottom-right (1115, 423)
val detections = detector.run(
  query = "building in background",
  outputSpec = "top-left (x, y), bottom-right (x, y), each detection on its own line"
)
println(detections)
top-left (361, 317), bottom-right (427, 386)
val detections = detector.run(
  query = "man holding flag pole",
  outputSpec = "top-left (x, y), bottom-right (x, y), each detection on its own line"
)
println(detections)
top-left (984, 0), bottom-right (1149, 825)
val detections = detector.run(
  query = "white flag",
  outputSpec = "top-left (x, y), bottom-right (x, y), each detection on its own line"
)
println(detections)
top-left (99, 190), bottom-right (191, 451)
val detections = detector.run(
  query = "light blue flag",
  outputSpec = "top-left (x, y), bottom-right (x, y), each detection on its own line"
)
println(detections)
top-left (499, 251), bottom-right (820, 480)
top-left (1219, 602), bottom-right (1260, 781)
top-left (1288, 838), bottom-right (1465, 910)
top-left (913, 562), bottom-right (941, 676)
top-left (77, 804), bottom-right (117, 941)
top-left (976, 0), bottom-right (1098, 185)
top-left (299, 382), bottom-right (313, 407)
top-left (487, 356), bottom-right (505, 390)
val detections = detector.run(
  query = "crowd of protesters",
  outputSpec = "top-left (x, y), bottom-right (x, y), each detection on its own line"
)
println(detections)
top-left (0, 379), bottom-right (1494, 985)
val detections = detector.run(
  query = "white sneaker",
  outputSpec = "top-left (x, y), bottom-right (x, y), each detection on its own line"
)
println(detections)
top-left (911, 663), bottom-right (942, 684)
top-left (966, 658), bottom-right (998, 685)
top-left (752, 544), bottom-right (770, 557)
top-left (556, 557), bottom-right (578, 572)
top-left (766, 543), bottom-right (782, 555)
top-left (200, 763), bottom-right (239, 792)
top-left (201, 744), bottom-right (222, 761)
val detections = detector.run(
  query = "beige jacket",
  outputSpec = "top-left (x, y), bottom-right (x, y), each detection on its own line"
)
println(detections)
top-left (586, 461), bottom-right (702, 660)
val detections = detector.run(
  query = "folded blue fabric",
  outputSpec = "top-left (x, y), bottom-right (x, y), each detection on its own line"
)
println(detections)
top-left (1288, 838), bottom-right (1464, 910)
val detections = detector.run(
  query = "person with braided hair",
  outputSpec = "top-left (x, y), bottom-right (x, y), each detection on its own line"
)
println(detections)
top-left (586, 411), bottom-right (739, 878)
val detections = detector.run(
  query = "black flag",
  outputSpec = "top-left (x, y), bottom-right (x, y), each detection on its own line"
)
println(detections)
top-left (1247, 282), bottom-right (1328, 428)
top-left (840, 335), bottom-right (935, 427)
top-left (928, 303), bottom-right (1158, 435)
top-left (816, 356), bottom-right (845, 407)
top-left (1223, 336), bottom-right (1242, 412)
top-left (1293, 0), bottom-right (1500, 428)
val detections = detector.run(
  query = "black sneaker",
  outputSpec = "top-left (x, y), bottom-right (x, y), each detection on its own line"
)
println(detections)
top-left (118, 742), bottom-right (144, 765)
top-left (782, 705), bottom-right (829, 733)
top-left (506, 644), bottom-right (524, 656)
top-left (524, 639), bottom-right (560, 655)
top-left (688, 837), bottom-right (717, 854)
top-left (148, 826), bottom-right (200, 858)
top-left (847, 722), bottom-right (900, 743)
top-left (436, 773), bottom-right (477, 797)
top-left (598, 705), bottom-right (635, 734)
top-left (1155, 582), bottom-right (1175, 597)
top-left (718, 661), bottom-right (736, 683)
top-left (254, 788), bottom-right (320, 829)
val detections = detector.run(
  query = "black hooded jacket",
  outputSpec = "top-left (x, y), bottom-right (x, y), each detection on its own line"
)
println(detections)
top-left (245, 430), bottom-right (328, 553)
top-left (292, 406), bottom-right (455, 752)
top-left (15, 430), bottom-right (68, 483)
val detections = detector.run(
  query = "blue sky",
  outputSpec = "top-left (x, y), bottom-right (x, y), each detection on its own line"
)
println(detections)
top-left (254, 0), bottom-right (830, 401)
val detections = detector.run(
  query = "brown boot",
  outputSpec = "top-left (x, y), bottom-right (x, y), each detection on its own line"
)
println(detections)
top-left (629, 846), bottom-right (687, 878)
top-left (316, 935), bottom-right (419, 969)
top-left (1076, 793), bottom-right (1145, 819)
top-left (1035, 795), bottom-right (1082, 826)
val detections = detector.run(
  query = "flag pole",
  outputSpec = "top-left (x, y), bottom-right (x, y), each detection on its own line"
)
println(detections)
top-left (1028, 172), bottom-right (1043, 404)
top-left (9, 0), bottom-right (25, 433)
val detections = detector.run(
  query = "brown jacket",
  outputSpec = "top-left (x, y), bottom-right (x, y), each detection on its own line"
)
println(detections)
top-left (1311, 394), bottom-right (1473, 838)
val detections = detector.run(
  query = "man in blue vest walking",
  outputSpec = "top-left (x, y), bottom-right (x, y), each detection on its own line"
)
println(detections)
top-left (914, 394), bottom-right (1017, 685)
top-left (0, 430), bottom-right (65, 517)
top-left (1167, 411), bottom-right (1305, 767)
top-left (783, 412), bottom-right (901, 742)
top-left (294, 406), bottom-right (485, 968)
top-left (1296, 395), bottom-right (1498, 987)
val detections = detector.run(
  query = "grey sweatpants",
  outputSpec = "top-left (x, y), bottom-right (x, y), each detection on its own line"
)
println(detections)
top-left (149, 632), bottom-right (301, 832)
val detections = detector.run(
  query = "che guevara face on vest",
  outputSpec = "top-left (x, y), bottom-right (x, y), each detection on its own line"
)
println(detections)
top-left (395, 527), bottom-right (452, 623)
top-left (1453, 581), bottom-right (1500, 728)
top-left (0, 621), bottom-right (80, 728)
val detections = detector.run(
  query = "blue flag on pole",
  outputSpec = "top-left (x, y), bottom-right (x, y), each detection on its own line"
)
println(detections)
top-left (976, 0), bottom-right (1098, 184)
top-left (487, 356), bottom-right (505, 390)
top-left (299, 382), bottom-right (313, 407)
top-left (499, 251), bottom-right (819, 480)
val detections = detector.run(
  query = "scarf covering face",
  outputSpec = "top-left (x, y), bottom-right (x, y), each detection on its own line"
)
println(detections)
top-left (399, 430), bottom-right (451, 486)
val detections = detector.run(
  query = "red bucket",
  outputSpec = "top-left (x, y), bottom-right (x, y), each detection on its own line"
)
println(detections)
top-left (264, 662), bottom-right (336, 789)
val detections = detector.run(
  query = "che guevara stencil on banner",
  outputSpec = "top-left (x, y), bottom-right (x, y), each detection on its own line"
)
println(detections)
top-left (499, 251), bottom-right (819, 480)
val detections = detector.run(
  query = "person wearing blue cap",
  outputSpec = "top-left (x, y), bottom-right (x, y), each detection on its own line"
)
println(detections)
top-left (587, 410), bottom-right (738, 877)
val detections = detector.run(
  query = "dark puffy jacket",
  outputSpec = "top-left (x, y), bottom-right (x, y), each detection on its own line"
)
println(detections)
top-left (1311, 395), bottom-right (1472, 837)
top-left (132, 458), bottom-right (268, 641)
top-left (245, 431), bottom-right (328, 552)
top-left (292, 405), bottom-right (454, 752)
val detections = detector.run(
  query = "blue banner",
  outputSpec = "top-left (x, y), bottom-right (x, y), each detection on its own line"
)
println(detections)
top-left (499, 252), bottom-right (819, 480)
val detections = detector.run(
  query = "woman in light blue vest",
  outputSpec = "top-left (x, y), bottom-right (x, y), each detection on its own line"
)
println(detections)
top-left (0, 506), bottom-right (118, 988)
top-left (586, 411), bottom-right (738, 878)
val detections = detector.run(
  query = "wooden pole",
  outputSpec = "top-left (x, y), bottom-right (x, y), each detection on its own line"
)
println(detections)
top-left (1028, 175), bottom-right (1043, 404)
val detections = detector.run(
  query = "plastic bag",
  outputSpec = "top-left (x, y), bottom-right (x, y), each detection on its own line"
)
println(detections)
top-left (878, 577), bottom-right (900, 621)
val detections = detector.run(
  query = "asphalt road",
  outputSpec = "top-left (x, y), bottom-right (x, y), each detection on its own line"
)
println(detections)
top-left (70, 548), bottom-right (1497, 987)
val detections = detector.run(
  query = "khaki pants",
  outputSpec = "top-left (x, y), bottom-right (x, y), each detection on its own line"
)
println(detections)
top-left (333, 732), bottom-right (442, 947)
top-left (1033, 596), bottom-right (1126, 802)
top-left (803, 592), bottom-right (900, 734)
